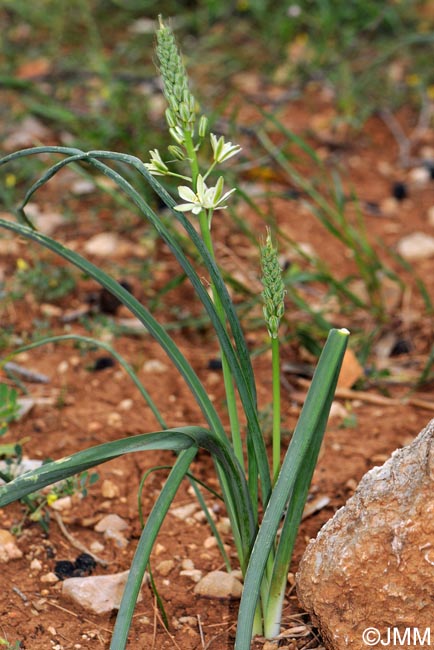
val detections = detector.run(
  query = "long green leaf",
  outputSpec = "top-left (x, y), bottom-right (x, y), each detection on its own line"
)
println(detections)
top-left (111, 447), bottom-right (197, 650)
top-left (0, 424), bottom-right (254, 550)
top-left (235, 328), bottom-right (349, 649)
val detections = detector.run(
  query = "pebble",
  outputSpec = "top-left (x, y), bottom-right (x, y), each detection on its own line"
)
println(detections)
top-left (216, 517), bottom-right (231, 535)
top-left (142, 359), bottom-right (168, 374)
top-left (94, 514), bottom-right (128, 533)
top-left (94, 513), bottom-right (129, 547)
top-left (101, 479), bottom-right (120, 499)
top-left (62, 570), bottom-right (147, 614)
top-left (181, 558), bottom-right (195, 571)
top-left (50, 496), bottom-right (72, 512)
top-left (156, 559), bottom-right (175, 576)
top-left (119, 398), bottom-right (133, 411)
top-left (30, 558), bottom-right (42, 571)
top-left (396, 231), bottom-right (434, 261)
top-left (89, 541), bottom-right (105, 554)
top-left (408, 166), bottom-right (431, 186)
top-left (180, 569), bottom-right (202, 583)
top-left (379, 196), bottom-right (399, 217)
top-left (194, 570), bottom-right (243, 599)
top-left (203, 536), bottom-right (218, 549)
top-left (84, 233), bottom-right (121, 257)
top-left (40, 572), bottom-right (59, 583)
top-left (170, 503), bottom-right (199, 520)
top-left (0, 529), bottom-right (23, 562)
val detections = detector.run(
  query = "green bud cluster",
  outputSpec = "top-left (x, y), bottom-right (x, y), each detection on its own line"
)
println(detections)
top-left (156, 16), bottom-right (198, 133)
top-left (261, 229), bottom-right (286, 338)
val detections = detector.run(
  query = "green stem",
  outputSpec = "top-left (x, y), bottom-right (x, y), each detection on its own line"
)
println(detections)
top-left (197, 210), bottom-right (244, 469)
top-left (183, 128), bottom-right (244, 470)
top-left (271, 336), bottom-right (281, 484)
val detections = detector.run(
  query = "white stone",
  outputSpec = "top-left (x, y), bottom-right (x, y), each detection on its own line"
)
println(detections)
top-left (84, 233), bottom-right (121, 257)
top-left (94, 514), bottom-right (128, 533)
top-left (396, 231), bottom-right (434, 261)
top-left (170, 503), bottom-right (199, 520)
top-left (0, 529), bottom-right (22, 562)
top-left (194, 570), bottom-right (243, 599)
top-left (408, 166), bottom-right (431, 186)
top-left (40, 572), bottom-right (59, 583)
top-left (180, 569), bottom-right (202, 583)
top-left (142, 359), bottom-right (168, 374)
top-left (62, 570), bottom-right (147, 614)
top-left (156, 560), bottom-right (175, 577)
top-left (101, 479), bottom-right (120, 499)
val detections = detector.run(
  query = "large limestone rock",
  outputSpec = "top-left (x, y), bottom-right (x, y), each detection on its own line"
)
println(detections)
top-left (62, 570), bottom-right (147, 614)
top-left (297, 419), bottom-right (434, 650)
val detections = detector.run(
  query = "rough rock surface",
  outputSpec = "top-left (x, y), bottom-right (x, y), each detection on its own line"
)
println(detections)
top-left (62, 570), bottom-right (147, 614)
top-left (296, 419), bottom-right (434, 650)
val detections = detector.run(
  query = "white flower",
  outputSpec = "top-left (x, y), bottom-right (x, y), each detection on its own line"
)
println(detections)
top-left (210, 133), bottom-right (242, 163)
top-left (174, 174), bottom-right (235, 215)
top-left (145, 149), bottom-right (169, 176)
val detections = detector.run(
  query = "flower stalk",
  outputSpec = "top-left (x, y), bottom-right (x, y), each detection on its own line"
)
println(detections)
top-left (261, 229), bottom-right (286, 483)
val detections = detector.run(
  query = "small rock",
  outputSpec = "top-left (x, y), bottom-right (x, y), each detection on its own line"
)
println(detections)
top-left (50, 496), bottom-right (72, 512)
top-left (95, 514), bottom-right (129, 548)
top-left (216, 517), bottom-right (231, 535)
top-left (62, 570), bottom-right (148, 614)
top-left (101, 479), bottom-right (120, 499)
top-left (30, 558), bottom-right (42, 571)
top-left (380, 196), bottom-right (399, 217)
top-left (142, 359), bottom-right (168, 374)
top-left (181, 558), bottom-right (195, 570)
top-left (396, 231), bottom-right (434, 261)
top-left (94, 514), bottom-right (128, 533)
top-left (170, 503), bottom-right (199, 520)
top-left (203, 536), bottom-right (218, 549)
top-left (0, 529), bottom-right (22, 562)
top-left (119, 399), bottom-right (133, 411)
top-left (297, 419), bottom-right (434, 650)
top-left (84, 233), bottom-right (121, 257)
top-left (156, 560), bottom-right (175, 577)
top-left (408, 166), bottom-right (431, 186)
top-left (90, 541), bottom-right (105, 554)
top-left (180, 569), bottom-right (203, 583)
top-left (194, 570), bottom-right (243, 599)
top-left (71, 179), bottom-right (96, 195)
top-left (40, 572), bottom-right (59, 584)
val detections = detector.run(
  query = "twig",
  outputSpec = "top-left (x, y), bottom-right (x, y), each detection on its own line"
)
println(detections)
top-left (52, 511), bottom-right (108, 567)
top-left (12, 586), bottom-right (28, 603)
top-left (197, 614), bottom-right (206, 649)
top-left (295, 378), bottom-right (434, 412)
top-left (46, 599), bottom-right (113, 633)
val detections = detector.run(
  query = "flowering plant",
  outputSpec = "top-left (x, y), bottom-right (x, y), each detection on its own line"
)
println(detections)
top-left (0, 16), bottom-right (348, 649)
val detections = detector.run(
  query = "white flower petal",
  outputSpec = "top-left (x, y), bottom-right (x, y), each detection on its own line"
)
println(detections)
top-left (177, 186), bottom-right (198, 202)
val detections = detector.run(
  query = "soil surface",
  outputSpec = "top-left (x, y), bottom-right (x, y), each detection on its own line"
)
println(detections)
top-left (1, 81), bottom-right (434, 650)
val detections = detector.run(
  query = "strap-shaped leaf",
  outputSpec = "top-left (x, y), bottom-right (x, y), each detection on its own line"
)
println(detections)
top-left (235, 328), bottom-right (349, 649)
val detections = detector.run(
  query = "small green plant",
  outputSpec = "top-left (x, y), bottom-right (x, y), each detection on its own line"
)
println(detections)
top-left (0, 384), bottom-right (19, 437)
top-left (14, 259), bottom-right (76, 302)
top-left (0, 637), bottom-right (22, 649)
top-left (0, 17), bottom-right (348, 649)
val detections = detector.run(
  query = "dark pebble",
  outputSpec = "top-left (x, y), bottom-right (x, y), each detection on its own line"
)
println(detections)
top-left (207, 358), bottom-right (222, 371)
top-left (424, 160), bottom-right (434, 180)
top-left (92, 356), bottom-right (116, 371)
top-left (74, 553), bottom-right (97, 572)
top-left (390, 339), bottom-right (412, 356)
top-left (392, 181), bottom-right (408, 201)
top-left (54, 560), bottom-right (76, 580)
